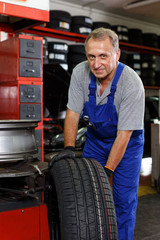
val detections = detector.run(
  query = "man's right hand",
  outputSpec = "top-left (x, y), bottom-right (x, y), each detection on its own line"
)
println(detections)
top-left (104, 166), bottom-right (114, 177)
top-left (49, 146), bottom-right (75, 168)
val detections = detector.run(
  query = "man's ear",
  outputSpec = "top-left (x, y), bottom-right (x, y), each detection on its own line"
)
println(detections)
top-left (116, 49), bottom-right (121, 61)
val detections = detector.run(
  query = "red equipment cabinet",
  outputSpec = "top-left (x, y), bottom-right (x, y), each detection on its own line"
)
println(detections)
top-left (0, 35), bottom-right (44, 161)
top-left (0, 201), bottom-right (50, 240)
top-left (0, 34), bottom-right (43, 83)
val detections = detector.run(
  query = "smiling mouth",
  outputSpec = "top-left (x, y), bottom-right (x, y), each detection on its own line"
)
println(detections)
top-left (94, 69), bottom-right (104, 74)
top-left (94, 67), bottom-right (104, 71)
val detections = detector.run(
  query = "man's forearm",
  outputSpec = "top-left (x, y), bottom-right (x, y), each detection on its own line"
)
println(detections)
top-left (64, 108), bottom-right (80, 148)
top-left (105, 130), bottom-right (133, 171)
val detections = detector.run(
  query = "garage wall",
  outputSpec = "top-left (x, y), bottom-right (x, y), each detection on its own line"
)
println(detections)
top-left (50, 0), bottom-right (160, 35)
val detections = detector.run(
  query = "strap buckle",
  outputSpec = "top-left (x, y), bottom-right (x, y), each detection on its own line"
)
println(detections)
top-left (89, 84), bottom-right (96, 96)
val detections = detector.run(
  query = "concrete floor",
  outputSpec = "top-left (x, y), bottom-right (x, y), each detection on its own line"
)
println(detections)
top-left (134, 157), bottom-right (160, 240)
top-left (134, 194), bottom-right (160, 240)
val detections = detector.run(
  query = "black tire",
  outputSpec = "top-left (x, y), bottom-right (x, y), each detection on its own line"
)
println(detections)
top-left (141, 62), bottom-right (156, 70)
top-left (141, 69), bottom-right (155, 79)
top-left (92, 22), bottom-right (111, 30)
top-left (141, 54), bottom-right (156, 62)
top-left (71, 24), bottom-right (92, 35)
top-left (69, 44), bottom-right (85, 54)
top-left (71, 16), bottom-right (93, 27)
top-left (142, 33), bottom-right (159, 48)
top-left (112, 25), bottom-right (129, 42)
top-left (155, 71), bottom-right (160, 86)
top-left (127, 53), bottom-right (141, 61)
top-left (48, 42), bottom-right (68, 54)
top-left (127, 62), bottom-right (141, 71)
top-left (119, 50), bottom-right (128, 64)
top-left (142, 78), bottom-right (155, 86)
top-left (68, 53), bottom-right (87, 63)
top-left (46, 20), bottom-right (71, 32)
top-left (50, 10), bottom-right (72, 23)
top-left (112, 25), bottom-right (128, 33)
top-left (128, 28), bottom-right (143, 45)
top-left (68, 63), bottom-right (78, 73)
top-left (48, 52), bottom-right (68, 64)
top-left (48, 157), bottom-right (118, 240)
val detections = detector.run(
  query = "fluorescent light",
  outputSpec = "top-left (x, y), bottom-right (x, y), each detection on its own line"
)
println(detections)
top-left (124, 0), bottom-right (160, 9)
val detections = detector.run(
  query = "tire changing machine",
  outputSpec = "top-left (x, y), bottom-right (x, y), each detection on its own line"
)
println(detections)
top-left (0, 1), bottom-right (50, 235)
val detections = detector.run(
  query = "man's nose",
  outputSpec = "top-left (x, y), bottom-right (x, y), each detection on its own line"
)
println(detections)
top-left (93, 57), bottom-right (101, 68)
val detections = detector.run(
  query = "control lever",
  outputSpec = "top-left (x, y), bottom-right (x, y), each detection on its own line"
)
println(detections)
top-left (31, 164), bottom-right (43, 175)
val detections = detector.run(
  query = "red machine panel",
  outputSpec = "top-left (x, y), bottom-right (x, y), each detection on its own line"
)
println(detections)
top-left (0, 203), bottom-right (50, 240)
top-left (0, 35), bottom-right (43, 82)
top-left (0, 80), bottom-right (44, 161)
top-left (0, 35), bottom-right (44, 161)
top-left (0, 1), bottom-right (49, 23)
top-left (0, 81), bottom-right (43, 120)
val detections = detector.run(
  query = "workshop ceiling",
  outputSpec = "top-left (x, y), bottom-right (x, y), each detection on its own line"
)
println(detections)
top-left (59, 0), bottom-right (160, 25)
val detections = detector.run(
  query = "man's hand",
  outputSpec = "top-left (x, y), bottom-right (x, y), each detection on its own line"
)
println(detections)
top-left (49, 146), bottom-right (75, 168)
top-left (104, 166), bottom-right (114, 177)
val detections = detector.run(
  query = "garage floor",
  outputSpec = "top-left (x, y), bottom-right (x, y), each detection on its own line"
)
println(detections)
top-left (134, 157), bottom-right (160, 240)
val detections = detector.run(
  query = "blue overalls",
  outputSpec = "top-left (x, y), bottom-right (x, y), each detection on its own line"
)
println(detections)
top-left (82, 62), bottom-right (144, 240)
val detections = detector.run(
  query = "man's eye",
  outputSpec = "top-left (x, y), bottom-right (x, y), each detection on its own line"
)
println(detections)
top-left (101, 55), bottom-right (107, 59)
top-left (89, 55), bottom-right (94, 60)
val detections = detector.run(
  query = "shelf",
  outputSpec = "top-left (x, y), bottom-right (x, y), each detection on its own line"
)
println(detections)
top-left (0, 2), bottom-right (49, 33)
top-left (24, 26), bottom-right (87, 43)
top-left (145, 86), bottom-right (160, 90)
top-left (120, 42), bottom-right (160, 56)
top-left (24, 26), bottom-right (160, 55)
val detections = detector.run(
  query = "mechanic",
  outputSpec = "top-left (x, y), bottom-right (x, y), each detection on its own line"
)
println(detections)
top-left (50, 28), bottom-right (145, 240)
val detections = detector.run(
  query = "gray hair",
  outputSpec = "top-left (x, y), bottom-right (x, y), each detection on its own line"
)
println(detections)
top-left (85, 27), bottom-right (119, 51)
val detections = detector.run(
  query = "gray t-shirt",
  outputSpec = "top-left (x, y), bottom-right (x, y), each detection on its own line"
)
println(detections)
top-left (67, 61), bottom-right (145, 131)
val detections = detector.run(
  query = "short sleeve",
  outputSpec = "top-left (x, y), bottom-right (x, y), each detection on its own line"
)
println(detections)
top-left (117, 68), bottom-right (145, 130)
top-left (67, 65), bottom-right (86, 113)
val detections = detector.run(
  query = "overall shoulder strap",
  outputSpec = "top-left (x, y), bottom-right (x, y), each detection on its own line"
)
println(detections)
top-left (111, 62), bottom-right (125, 91)
top-left (88, 73), bottom-right (96, 104)
top-left (108, 62), bottom-right (125, 101)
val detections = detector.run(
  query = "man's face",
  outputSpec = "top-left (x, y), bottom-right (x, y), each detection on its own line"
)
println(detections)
top-left (85, 37), bottom-right (120, 81)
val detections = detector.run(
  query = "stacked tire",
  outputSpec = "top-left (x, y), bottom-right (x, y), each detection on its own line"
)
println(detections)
top-left (92, 21), bottom-right (111, 30)
top-left (155, 71), bottom-right (160, 86)
top-left (142, 33), bottom-right (159, 48)
top-left (119, 50), bottom-right (128, 65)
top-left (48, 41), bottom-right (69, 71)
top-left (141, 54), bottom-right (156, 86)
top-left (71, 16), bottom-right (93, 35)
top-left (46, 10), bottom-right (71, 32)
top-left (155, 56), bottom-right (160, 86)
top-left (127, 52), bottom-right (141, 77)
top-left (112, 25), bottom-right (129, 42)
top-left (68, 44), bottom-right (87, 73)
top-left (128, 28), bottom-right (143, 45)
top-left (48, 157), bottom-right (118, 240)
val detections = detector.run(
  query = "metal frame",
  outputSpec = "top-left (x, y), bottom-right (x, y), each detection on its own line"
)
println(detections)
top-left (0, 2), bottom-right (49, 32)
